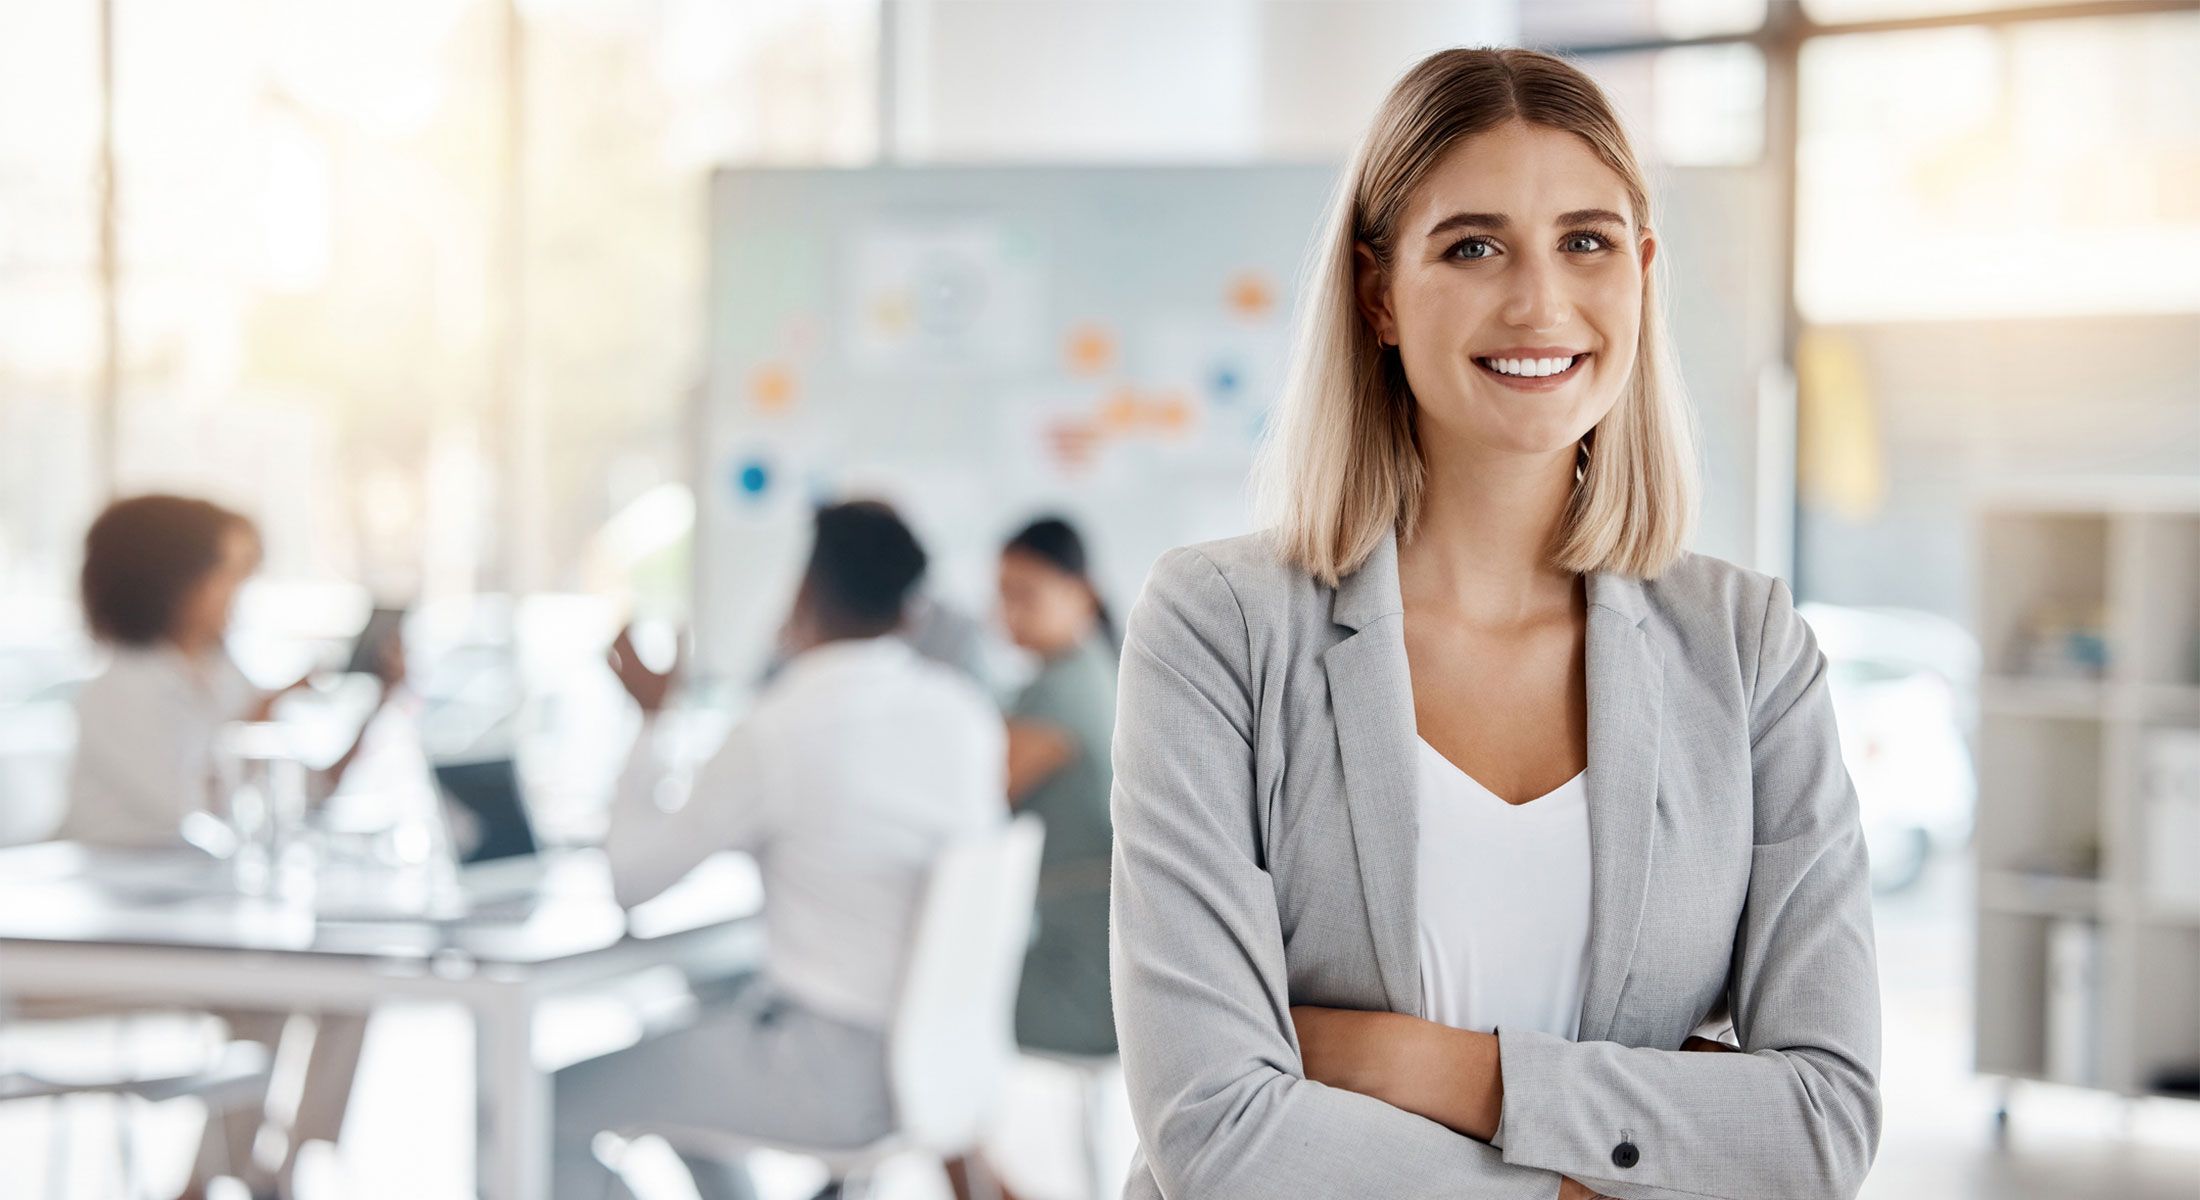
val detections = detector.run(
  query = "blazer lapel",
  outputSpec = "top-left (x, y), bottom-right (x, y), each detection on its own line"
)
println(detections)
top-left (1575, 570), bottom-right (1664, 1043)
top-left (1319, 527), bottom-right (1667, 1036)
top-left (1322, 528), bottom-right (1423, 1014)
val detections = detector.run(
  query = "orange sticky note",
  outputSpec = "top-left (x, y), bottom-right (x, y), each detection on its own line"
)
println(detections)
top-left (1065, 324), bottom-right (1117, 375)
top-left (751, 363), bottom-right (797, 412)
top-left (1227, 271), bottom-right (1275, 319)
top-left (1102, 388), bottom-right (1142, 431)
top-left (1155, 392), bottom-right (1192, 433)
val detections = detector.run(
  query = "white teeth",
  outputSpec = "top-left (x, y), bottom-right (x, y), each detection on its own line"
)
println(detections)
top-left (1481, 355), bottom-right (1578, 378)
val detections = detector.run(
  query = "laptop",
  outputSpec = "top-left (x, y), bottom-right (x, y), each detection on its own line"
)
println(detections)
top-left (430, 757), bottom-right (546, 904)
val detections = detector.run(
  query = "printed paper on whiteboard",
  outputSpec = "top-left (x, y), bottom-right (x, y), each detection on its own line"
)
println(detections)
top-left (845, 221), bottom-right (1045, 374)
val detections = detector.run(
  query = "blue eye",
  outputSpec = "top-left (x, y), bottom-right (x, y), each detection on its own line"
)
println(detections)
top-left (1447, 230), bottom-right (1615, 261)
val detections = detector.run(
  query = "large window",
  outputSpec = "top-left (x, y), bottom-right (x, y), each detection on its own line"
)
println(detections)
top-left (0, 0), bottom-right (879, 634)
top-left (0, 1), bottom-right (102, 616)
top-left (520, 0), bottom-right (876, 610)
top-left (101, 0), bottom-right (502, 613)
top-left (1578, 42), bottom-right (1768, 167)
top-left (1521, 0), bottom-right (1769, 43)
top-left (1797, 11), bottom-right (2200, 322)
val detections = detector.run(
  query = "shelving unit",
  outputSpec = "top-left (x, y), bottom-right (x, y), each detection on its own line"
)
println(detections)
top-left (1972, 481), bottom-right (2200, 1119)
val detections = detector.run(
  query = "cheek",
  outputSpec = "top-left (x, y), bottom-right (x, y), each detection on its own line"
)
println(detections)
top-left (1589, 268), bottom-right (1644, 345)
top-left (1395, 272), bottom-right (1486, 334)
top-left (178, 583), bottom-right (224, 631)
top-left (1043, 592), bottom-right (1084, 632)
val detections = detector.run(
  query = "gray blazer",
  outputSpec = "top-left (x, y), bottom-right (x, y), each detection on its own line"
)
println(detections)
top-left (1107, 527), bottom-right (1882, 1199)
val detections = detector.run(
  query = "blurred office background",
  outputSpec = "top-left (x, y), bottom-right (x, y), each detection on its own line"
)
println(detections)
top-left (2, 1), bottom-right (2197, 1197)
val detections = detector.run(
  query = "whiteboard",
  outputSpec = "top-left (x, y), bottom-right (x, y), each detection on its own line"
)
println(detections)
top-left (696, 164), bottom-right (1337, 683)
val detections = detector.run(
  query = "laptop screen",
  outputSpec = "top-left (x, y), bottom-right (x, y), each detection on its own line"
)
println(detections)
top-left (430, 758), bottom-right (540, 864)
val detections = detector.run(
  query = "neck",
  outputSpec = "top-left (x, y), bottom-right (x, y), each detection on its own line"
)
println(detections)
top-left (167, 628), bottom-right (218, 660)
top-left (1398, 422), bottom-right (1582, 625)
top-left (790, 624), bottom-right (890, 657)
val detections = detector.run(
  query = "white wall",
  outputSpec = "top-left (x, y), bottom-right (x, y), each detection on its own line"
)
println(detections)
top-left (886, 0), bottom-right (1518, 160)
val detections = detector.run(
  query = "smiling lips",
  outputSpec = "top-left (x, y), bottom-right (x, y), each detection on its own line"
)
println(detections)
top-left (1473, 349), bottom-right (1590, 390)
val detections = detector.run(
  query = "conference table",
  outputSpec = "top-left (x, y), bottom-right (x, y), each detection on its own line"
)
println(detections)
top-left (0, 840), bottom-right (764, 1199)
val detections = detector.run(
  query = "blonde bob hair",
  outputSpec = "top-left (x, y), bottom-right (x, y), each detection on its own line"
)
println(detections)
top-left (1252, 46), bottom-right (1699, 587)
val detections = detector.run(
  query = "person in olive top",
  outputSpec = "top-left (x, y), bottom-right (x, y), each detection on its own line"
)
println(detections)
top-left (947, 515), bottom-right (1122, 1200)
top-left (996, 516), bottom-right (1121, 1058)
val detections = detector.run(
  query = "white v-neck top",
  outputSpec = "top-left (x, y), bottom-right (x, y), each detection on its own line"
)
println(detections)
top-left (1414, 735), bottom-right (1593, 1041)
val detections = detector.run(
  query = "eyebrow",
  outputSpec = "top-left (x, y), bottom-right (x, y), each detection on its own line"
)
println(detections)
top-left (1426, 208), bottom-right (1629, 239)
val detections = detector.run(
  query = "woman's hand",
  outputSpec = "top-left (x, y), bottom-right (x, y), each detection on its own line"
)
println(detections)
top-left (245, 668), bottom-right (320, 722)
top-left (1290, 1005), bottom-right (1504, 1141)
top-left (607, 624), bottom-right (681, 715)
top-left (369, 630), bottom-right (407, 695)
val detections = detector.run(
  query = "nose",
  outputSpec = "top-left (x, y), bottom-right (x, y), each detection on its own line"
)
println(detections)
top-left (1499, 249), bottom-right (1569, 333)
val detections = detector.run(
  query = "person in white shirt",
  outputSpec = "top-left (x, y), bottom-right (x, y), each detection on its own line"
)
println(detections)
top-left (552, 500), bottom-right (1007, 1200)
top-left (62, 494), bottom-right (404, 1200)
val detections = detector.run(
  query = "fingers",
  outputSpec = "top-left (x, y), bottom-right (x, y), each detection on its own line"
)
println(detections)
top-left (608, 624), bottom-right (639, 673)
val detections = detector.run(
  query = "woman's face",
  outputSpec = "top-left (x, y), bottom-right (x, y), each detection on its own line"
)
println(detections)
top-left (173, 524), bottom-right (259, 649)
top-left (997, 549), bottom-right (1094, 656)
top-left (1356, 119), bottom-right (1655, 459)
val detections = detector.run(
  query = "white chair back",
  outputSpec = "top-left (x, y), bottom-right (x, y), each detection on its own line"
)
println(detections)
top-left (885, 813), bottom-right (1045, 1153)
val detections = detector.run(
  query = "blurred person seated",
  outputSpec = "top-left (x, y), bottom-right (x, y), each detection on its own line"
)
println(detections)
top-left (755, 504), bottom-right (995, 693)
top-left (553, 500), bottom-right (1006, 1200)
top-left (947, 516), bottom-right (1122, 1200)
top-left (61, 493), bottom-right (403, 1200)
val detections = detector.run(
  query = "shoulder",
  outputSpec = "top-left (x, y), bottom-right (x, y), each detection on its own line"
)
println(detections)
top-left (1634, 550), bottom-right (1787, 638)
top-left (73, 647), bottom-right (185, 714)
top-left (1131, 529), bottom-right (1327, 636)
top-left (1633, 550), bottom-right (1817, 709)
top-left (908, 654), bottom-right (1008, 740)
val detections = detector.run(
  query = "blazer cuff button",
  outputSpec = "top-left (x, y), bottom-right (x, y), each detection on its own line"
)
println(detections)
top-left (1611, 1141), bottom-right (1640, 1169)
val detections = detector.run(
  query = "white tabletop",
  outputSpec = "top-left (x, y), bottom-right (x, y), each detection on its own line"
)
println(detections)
top-left (0, 840), bottom-right (766, 1200)
top-left (0, 840), bottom-right (761, 965)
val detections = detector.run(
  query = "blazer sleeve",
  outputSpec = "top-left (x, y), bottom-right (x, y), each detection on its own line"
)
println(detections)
top-left (1109, 547), bottom-right (1566, 1199)
top-left (1489, 576), bottom-right (1884, 1200)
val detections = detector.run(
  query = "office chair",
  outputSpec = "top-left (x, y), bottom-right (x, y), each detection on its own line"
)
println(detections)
top-left (595, 813), bottom-right (1046, 1200)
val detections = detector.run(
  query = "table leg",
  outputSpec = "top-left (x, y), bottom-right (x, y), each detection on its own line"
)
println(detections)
top-left (476, 991), bottom-right (548, 1200)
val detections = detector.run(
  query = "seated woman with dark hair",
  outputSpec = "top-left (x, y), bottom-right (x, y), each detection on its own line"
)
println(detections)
top-left (65, 494), bottom-right (403, 844)
top-left (64, 493), bottom-right (404, 1200)
top-left (945, 515), bottom-right (1122, 1200)
top-left (996, 515), bottom-right (1120, 1060)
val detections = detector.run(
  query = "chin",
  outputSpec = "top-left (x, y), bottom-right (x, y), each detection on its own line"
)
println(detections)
top-left (1477, 416), bottom-right (1595, 456)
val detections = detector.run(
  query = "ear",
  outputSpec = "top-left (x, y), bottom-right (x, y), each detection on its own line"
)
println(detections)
top-left (1352, 241), bottom-right (1397, 347)
top-left (1636, 227), bottom-right (1657, 273)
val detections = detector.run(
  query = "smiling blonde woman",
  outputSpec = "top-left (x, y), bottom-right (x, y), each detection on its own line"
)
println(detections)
top-left (1107, 47), bottom-right (1882, 1200)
